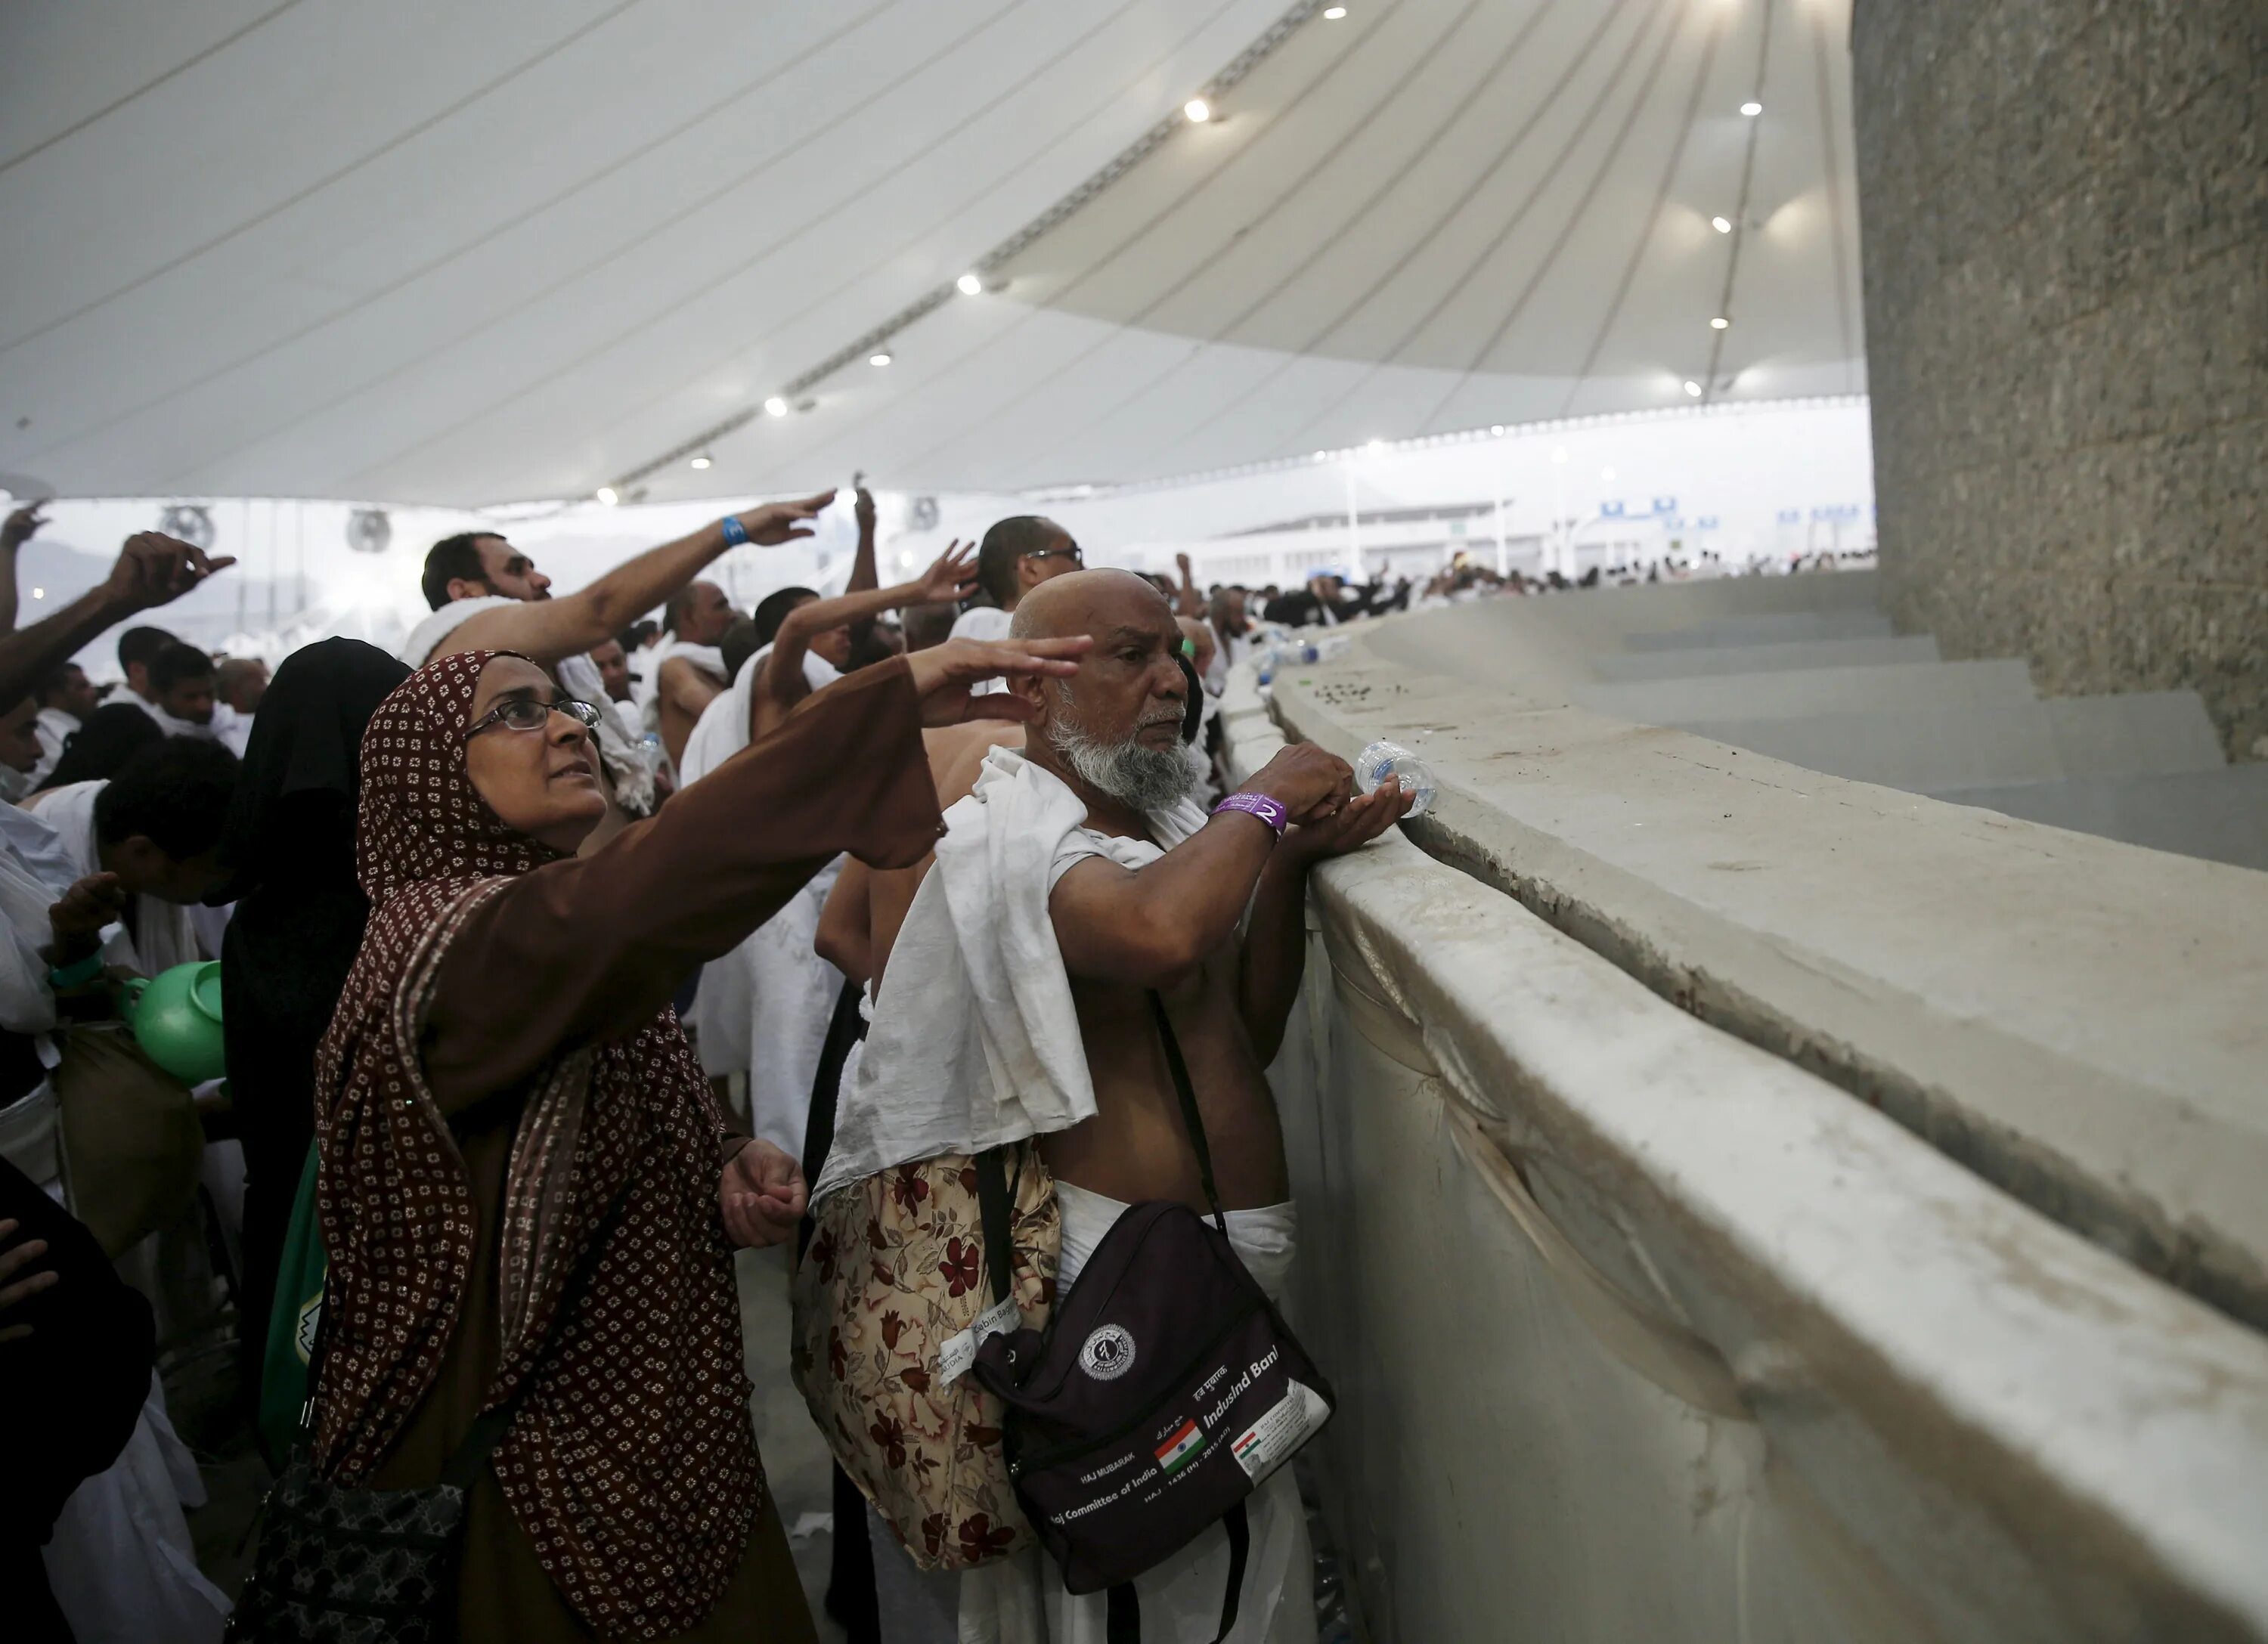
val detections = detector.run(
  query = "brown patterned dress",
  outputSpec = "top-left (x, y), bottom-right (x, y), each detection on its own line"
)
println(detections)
top-left (312, 652), bottom-right (942, 1639)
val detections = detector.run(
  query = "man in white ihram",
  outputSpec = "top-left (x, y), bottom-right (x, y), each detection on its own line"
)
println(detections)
top-left (819, 568), bottom-right (1410, 1641)
top-left (398, 496), bottom-right (830, 819)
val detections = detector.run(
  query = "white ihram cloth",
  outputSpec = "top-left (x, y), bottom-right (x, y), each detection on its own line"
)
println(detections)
top-left (814, 745), bottom-right (1206, 1200)
top-left (398, 594), bottom-right (657, 815)
top-left (948, 605), bottom-right (1015, 696)
top-left (30, 705), bottom-right (79, 785)
top-left (677, 644), bottom-right (845, 1154)
top-left (33, 782), bottom-right (206, 976)
top-left (640, 633), bottom-right (730, 735)
top-left (43, 1370), bottom-right (231, 1642)
top-left (119, 692), bottom-right (228, 742)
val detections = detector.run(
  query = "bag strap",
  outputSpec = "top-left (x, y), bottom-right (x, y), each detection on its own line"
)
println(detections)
top-left (1105, 1500), bottom-right (1249, 1644)
top-left (300, 1197), bottom-right (625, 1488)
top-left (1146, 991), bottom-right (1227, 1235)
top-left (974, 1146), bottom-right (1015, 1306)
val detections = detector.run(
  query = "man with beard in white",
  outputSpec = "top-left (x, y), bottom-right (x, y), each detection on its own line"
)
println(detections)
top-left (823, 570), bottom-right (1409, 1642)
top-left (400, 496), bottom-right (831, 822)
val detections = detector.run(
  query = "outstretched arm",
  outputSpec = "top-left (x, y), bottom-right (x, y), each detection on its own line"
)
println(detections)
top-left (449, 492), bottom-right (835, 663)
top-left (1173, 553), bottom-right (1205, 618)
top-left (1048, 745), bottom-right (1355, 990)
top-left (0, 532), bottom-right (235, 707)
top-left (751, 540), bottom-right (976, 740)
top-left (0, 504), bottom-right (46, 635)
top-left (423, 639), bottom-right (1087, 1102)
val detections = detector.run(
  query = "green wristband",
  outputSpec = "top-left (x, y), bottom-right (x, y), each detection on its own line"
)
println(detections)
top-left (48, 950), bottom-right (103, 989)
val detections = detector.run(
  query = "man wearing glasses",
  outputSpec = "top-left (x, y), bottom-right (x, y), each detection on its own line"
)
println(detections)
top-left (947, 515), bottom-right (1085, 643)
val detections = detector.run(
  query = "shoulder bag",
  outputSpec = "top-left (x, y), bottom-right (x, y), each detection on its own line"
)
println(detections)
top-left (973, 992), bottom-right (1335, 1640)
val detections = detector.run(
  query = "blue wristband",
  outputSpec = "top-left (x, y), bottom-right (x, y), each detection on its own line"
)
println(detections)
top-left (719, 514), bottom-right (749, 546)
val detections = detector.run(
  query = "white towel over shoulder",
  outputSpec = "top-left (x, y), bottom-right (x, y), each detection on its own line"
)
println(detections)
top-left (815, 746), bottom-right (1204, 1201)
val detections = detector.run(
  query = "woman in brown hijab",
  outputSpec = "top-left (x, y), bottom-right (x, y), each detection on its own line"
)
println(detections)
top-left (310, 635), bottom-right (1083, 1641)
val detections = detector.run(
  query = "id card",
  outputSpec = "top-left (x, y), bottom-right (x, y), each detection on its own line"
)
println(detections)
top-left (937, 1293), bottom-right (1021, 1388)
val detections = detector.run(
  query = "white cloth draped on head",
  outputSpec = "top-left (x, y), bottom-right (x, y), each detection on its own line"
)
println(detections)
top-left (678, 642), bottom-right (844, 1157)
top-left (813, 746), bottom-right (1205, 1202)
top-left (30, 781), bottom-right (206, 977)
top-left (398, 594), bottom-right (656, 816)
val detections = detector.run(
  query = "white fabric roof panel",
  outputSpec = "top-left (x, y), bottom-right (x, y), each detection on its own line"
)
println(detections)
top-left (0, 0), bottom-right (1864, 506)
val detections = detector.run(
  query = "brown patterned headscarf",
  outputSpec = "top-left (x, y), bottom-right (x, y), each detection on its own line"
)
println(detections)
top-left (311, 649), bottom-right (758, 1638)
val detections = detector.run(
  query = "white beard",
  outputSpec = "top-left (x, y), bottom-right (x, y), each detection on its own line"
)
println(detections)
top-left (1048, 716), bottom-right (1201, 813)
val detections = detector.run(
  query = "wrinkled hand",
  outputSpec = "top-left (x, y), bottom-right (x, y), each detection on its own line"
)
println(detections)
top-left (1283, 781), bottom-right (1414, 864)
top-left (912, 540), bottom-right (978, 606)
top-left (2, 503), bottom-right (47, 552)
top-left (1244, 742), bottom-right (1354, 825)
top-left (0, 1218), bottom-right (58, 1343)
top-left (733, 491), bottom-right (837, 547)
top-left (49, 872), bottom-right (126, 949)
top-left (903, 635), bottom-right (1090, 726)
top-left (720, 1140), bottom-right (807, 1249)
top-left (102, 531), bottom-right (237, 611)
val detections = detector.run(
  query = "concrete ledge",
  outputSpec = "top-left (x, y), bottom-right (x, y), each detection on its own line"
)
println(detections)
top-left (1247, 597), bottom-right (2268, 1331)
top-left (1589, 633), bottom-right (1941, 681)
top-left (1576, 658), bottom-right (2036, 724)
top-left (1220, 686), bottom-right (2268, 1639)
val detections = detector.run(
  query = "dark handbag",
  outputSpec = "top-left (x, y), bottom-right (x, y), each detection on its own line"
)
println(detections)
top-left (974, 992), bottom-right (1334, 1639)
top-left (228, 1209), bottom-right (615, 1642)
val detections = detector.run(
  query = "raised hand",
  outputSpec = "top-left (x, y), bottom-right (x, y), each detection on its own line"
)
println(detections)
top-left (854, 485), bottom-right (876, 535)
top-left (101, 531), bottom-right (237, 612)
top-left (733, 491), bottom-right (838, 547)
top-left (911, 540), bottom-right (978, 605)
top-left (903, 635), bottom-right (1091, 726)
top-left (48, 872), bottom-right (126, 951)
top-left (2, 503), bottom-right (47, 552)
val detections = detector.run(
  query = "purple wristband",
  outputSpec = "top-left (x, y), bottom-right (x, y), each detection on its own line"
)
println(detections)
top-left (1213, 791), bottom-right (1288, 836)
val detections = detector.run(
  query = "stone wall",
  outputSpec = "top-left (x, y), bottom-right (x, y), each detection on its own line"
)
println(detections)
top-left (1851, 0), bottom-right (2266, 759)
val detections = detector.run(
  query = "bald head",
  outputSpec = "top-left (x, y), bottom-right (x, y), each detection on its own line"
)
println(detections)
top-left (1009, 568), bottom-right (1171, 642)
top-left (666, 579), bottom-right (734, 647)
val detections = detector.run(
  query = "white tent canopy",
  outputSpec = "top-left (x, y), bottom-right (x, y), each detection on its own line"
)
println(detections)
top-left (0, 0), bottom-right (1863, 507)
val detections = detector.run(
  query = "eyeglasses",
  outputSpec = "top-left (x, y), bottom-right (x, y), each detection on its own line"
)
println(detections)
top-left (463, 696), bottom-right (603, 742)
top-left (1024, 545), bottom-right (1083, 566)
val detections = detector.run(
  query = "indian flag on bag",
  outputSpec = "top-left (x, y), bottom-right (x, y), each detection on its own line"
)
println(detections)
top-left (1155, 1418), bottom-right (1206, 1475)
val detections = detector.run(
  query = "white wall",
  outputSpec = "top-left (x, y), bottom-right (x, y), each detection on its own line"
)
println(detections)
top-left (2, 398), bottom-right (1872, 676)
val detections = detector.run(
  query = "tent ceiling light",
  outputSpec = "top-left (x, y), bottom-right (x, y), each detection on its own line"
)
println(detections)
top-left (1323, 6), bottom-right (1347, 17)
top-left (1184, 98), bottom-right (1211, 123)
top-left (1683, 380), bottom-right (1703, 397)
top-left (1711, 316), bottom-right (1730, 329)
top-left (1740, 101), bottom-right (1762, 117)
top-left (689, 454), bottom-right (712, 469)
top-left (1712, 215), bottom-right (1734, 233)
top-left (764, 396), bottom-right (789, 417)
top-left (870, 351), bottom-right (893, 367)
top-left (956, 273), bottom-right (984, 296)
top-left (595, 485), bottom-right (619, 505)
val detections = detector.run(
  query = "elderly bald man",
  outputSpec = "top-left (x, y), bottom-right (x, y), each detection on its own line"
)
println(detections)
top-left (1011, 571), bottom-right (1411, 1637)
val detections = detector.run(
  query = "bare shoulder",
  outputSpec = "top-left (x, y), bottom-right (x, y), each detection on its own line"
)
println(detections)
top-left (924, 719), bottom-right (1024, 804)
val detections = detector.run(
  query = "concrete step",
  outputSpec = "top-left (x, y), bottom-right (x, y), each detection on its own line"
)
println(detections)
top-left (1619, 608), bottom-right (1897, 651)
top-left (2040, 692), bottom-right (2227, 778)
top-left (1680, 690), bottom-right (2232, 795)
top-left (1678, 704), bottom-right (2063, 792)
top-left (1930, 766), bottom-right (2268, 872)
top-left (1576, 658), bottom-right (2036, 726)
top-left (1592, 633), bottom-right (1940, 683)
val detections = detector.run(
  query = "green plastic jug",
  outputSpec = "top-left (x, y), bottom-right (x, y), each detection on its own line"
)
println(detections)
top-left (119, 959), bottom-right (226, 1084)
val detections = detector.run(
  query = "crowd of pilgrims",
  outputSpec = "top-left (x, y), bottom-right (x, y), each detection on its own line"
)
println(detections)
top-left (0, 487), bottom-right (1418, 1643)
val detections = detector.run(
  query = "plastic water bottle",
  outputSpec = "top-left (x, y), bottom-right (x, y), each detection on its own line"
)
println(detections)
top-left (1355, 739), bottom-right (1436, 819)
top-left (637, 732), bottom-right (666, 773)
